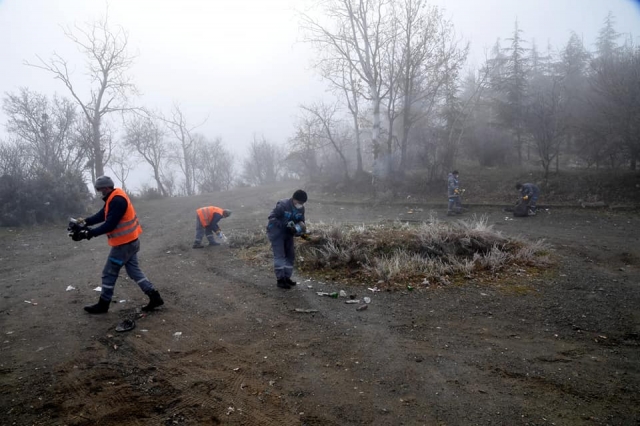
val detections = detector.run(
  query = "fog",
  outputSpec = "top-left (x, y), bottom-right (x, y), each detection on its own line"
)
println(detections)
top-left (0, 0), bottom-right (639, 194)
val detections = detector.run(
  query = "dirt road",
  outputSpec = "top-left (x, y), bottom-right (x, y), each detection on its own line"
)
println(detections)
top-left (1, 185), bottom-right (639, 425)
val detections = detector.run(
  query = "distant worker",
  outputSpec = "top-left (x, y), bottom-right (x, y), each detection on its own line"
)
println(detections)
top-left (193, 206), bottom-right (232, 248)
top-left (516, 183), bottom-right (540, 216)
top-left (266, 189), bottom-right (307, 289)
top-left (71, 176), bottom-right (164, 314)
top-left (447, 170), bottom-right (463, 216)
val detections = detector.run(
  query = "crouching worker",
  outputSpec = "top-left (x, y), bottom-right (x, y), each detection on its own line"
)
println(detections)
top-left (516, 182), bottom-right (540, 216)
top-left (193, 206), bottom-right (232, 248)
top-left (73, 176), bottom-right (164, 314)
top-left (266, 190), bottom-right (307, 289)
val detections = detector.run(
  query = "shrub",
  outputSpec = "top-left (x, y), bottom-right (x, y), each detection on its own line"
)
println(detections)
top-left (0, 171), bottom-right (91, 227)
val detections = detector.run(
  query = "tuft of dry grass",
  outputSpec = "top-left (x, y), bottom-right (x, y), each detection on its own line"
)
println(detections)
top-left (232, 216), bottom-right (552, 289)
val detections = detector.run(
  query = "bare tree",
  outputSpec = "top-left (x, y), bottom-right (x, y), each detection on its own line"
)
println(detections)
top-left (301, 0), bottom-right (393, 167)
top-left (241, 135), bottom-right (282, 186)
top-left (26, 12), bottom-right (137, 180)
top-left (124, 116), bottom-right (168, 196)
top-left (288, 117), bottom-right (324, 181)
top-left (315, 50), bottom-right (366, 174)
top-left (525, 75), bottom-right (567, 179)
top-left (3, 88), bottom-right (87, 175)
top-left (300, 102), bottom-right (351, 180)
top-left (108, 145), bottom-right (135, 193)
top-left (589, 44), bottom-right (640, 170)
top-left (192, 136), bottom-right (235, 193)
top-left (160, 104), bottom-right (206, 196)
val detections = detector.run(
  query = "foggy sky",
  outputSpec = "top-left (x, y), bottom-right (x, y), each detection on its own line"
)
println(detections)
top-left (1, 0), bottom-right (639, 190)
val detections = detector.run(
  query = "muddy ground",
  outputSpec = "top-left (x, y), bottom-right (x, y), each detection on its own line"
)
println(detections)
top-left (1, 184), bottom-right (639, 425)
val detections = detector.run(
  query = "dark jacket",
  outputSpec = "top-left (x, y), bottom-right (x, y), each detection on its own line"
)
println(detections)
top-left (447, 173), bottom-right (460, 197)
top-left (85, 192), bottom-right (128, 238)
top-left (520, 183), bottom-right (540, 199)
top-left (267, 198), bottom-right (305, 239)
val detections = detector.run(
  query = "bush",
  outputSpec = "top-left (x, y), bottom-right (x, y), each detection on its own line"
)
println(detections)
top-left (0, 171), bottom-right (91, 227)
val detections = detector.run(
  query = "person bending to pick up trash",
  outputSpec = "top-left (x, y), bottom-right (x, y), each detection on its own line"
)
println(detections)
top-left (70, 176), bottom-right (164, 314)
top-left (516, 182), bottom-right (540, 216)
top-left (266, 189), bottom-right (308, 289)
top-left (193, 206), bottom-right (232, 248)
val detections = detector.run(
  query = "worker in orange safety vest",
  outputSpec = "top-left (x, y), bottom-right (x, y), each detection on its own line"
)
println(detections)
top-left (193, 206), bottom-right (232, 248)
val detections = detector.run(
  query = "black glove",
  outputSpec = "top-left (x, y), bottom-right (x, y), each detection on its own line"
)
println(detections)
top-left (72, 229), bottom-right (92, 241)
top-left (287, 221), bottom-right (306, 236)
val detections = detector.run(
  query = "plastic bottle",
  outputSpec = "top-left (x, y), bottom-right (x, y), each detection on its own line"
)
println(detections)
top-left (329, 292), bottom-right (339, 298)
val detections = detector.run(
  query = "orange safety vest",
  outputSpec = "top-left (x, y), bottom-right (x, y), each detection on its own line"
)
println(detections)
top-left (104, 188), bottom-right (142, 247)
top-left (197, 206), bottom-right (225, 227)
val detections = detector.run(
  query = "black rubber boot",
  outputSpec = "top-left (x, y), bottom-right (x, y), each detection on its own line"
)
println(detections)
top-left (84, 298), bottom-right (110, 314)
top-left (285, 277), bottom-right (297, 286)
top-left (142, 290), bottom-right (164, 312)
top-left (277, 278), bottom-right (291, 289)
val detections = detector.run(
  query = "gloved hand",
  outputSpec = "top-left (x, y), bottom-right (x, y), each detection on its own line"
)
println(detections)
top-left (76, 217), bottom-right (86, 226)
top-left (287, 221), bottom-right (306, 236)
top-left (523, 195), bottom-right (529, 200)
top-left (217, 230), bottom-right (227, 242)
top-left (454, 189), bottom-right (459, 194)
top-left (72, 228), bottom-right (92, 241)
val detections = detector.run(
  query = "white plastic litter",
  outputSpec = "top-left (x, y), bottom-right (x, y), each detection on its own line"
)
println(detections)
top-left (65, 285), bottom-right (76, 291)
top-left (93, 286), bottom-right (102, 292)
top-left (364, 297), bottom-right (371, 304)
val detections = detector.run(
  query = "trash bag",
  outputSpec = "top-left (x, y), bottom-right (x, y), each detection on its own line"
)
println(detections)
top-left (513, 199), bottom-right (529, 217)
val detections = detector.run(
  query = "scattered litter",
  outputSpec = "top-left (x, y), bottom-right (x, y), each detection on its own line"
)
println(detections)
top-left (166, 251), bottom-right (171, 254)
top-left (93, 286), bottom-right (102, 292)
top-left (356, 305), bottom-right (368, 311)
top-left (294, 308), bottom-right (319, 313)
top-left (480, 293), bottom-right (488, 296)
top-left (339, 290), bottom-right (347, 298)
top-left (363, 297), bottom-right (371, 304)
top-left (368, 287), bottom-right (381, 293)
top-left (233, 367), bottom-right (240, 371)
top-left (6, 331), bottom-right (13, 335)
top-left (504, 217), bottom-right (514, 221)
top-left (316, 292), bottom-right (338, 298)
top-left (407, 285), bottom-right (414, 291)
top-left (115, 319), bottom-right (136, 333)
top-left (24, 300), bottom-right (38, 305)
top-left (421, 278), bottom-right (429, 286)
top-left (226, 407), bottom-right (235, 416)
top-left (118, 300), bottom-right (127, 303)
top-left (173, 332), bottom-right (182, 338)
top-left (65, 285), bottom-right (76, 291)
top-left (345, 300), bottom-right (360, 304)
top-left (269, 380), bottom-right (276, 386)
top-left (307, 285), bottom-right (313, 289)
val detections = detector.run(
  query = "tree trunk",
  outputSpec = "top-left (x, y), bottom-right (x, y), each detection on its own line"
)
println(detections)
top-left (92, 117), bottom-right (104, 178)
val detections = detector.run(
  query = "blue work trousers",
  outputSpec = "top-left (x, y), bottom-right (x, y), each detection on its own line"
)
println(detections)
top-left (100, 239), bottom-right (155, 302)
top-left (194, 217), bottom-right (217, 245)
top-left (269, 233), bottom-right (295, 280)
top-left (448, 195), bottom-right (462, 213)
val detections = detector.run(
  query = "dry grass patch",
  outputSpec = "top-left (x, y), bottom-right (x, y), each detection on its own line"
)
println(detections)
top-left (232, 215), bottom-right (552, 289)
